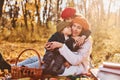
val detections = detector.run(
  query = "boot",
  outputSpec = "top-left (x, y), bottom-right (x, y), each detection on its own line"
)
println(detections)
top-left (0, 53), bottom-right (11, 72)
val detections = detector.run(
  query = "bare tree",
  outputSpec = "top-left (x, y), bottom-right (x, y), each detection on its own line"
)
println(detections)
top-left (45, 0), bottom-right (52, 28)
top-left (82, 0), bottom-right (87, 17)
top-left (11, 1), bottom-right (19, 28)
top-left (21, 0), bottom-right (28, 30)
top-left (95, 0), bottom-right (104, 26)
top-left (0, 0), bottom-right (4, 17)
top-left (107, 0), bottom-right (112, 26)
top-left (35, 0), bottom-right (41, 26)
top-left (42, 0), bottom-right (48, 26)
top-left (56, 0), bottom-right (62, 19)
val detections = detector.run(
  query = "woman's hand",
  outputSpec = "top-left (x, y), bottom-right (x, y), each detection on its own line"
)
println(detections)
top-left (49, 41), bottom-right (63, 50)
top-left (76, 35), bottom-right (86, 46)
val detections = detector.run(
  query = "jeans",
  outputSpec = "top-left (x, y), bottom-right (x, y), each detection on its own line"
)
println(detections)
top-left (13, 56), bottom-right (84, 76)
top-left (17, 56), bottom-right (40, 68)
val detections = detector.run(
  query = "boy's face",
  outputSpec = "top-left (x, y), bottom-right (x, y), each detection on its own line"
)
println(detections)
top-left (62, 26), bottom-right (72, 36)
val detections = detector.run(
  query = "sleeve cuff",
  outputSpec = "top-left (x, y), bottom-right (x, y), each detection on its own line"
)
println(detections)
top-left (59, 44), bottom-right (66, 55)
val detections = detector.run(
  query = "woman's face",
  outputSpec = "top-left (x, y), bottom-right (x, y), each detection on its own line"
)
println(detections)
top-left (71, 23), bottom-right (82, 37)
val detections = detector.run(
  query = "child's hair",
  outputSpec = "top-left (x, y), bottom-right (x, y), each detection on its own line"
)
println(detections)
top-left (56, 21), bottom-right (72, 32)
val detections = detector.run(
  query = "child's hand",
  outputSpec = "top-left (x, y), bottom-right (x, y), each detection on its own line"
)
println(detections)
top-left (64, 62), bottom-right (71, 68)
top-left (45, 42), bottom-right (52, 50)
top-left (49, 41), bottom-right (63, 50)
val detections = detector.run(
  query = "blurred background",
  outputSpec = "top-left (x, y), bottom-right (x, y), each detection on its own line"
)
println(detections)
top-left (0, 0), bottom-right (120, 67)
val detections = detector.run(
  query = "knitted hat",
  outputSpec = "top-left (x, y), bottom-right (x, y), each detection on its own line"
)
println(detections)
top-left (72, 17), bottom-right (89, 30)
top-left (61, 7), bottom-right (76, 19)
top-left (57, 21), bottom-right (71, 32)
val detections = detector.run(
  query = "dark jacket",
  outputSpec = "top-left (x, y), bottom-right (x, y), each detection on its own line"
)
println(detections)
top-left (48, 32), bottom-right (65, 43)
top-left (48, 32), bottom-right (75, 51)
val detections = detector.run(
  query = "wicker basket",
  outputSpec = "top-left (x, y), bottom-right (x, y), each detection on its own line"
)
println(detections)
top-left (11, 48), bottom-right (42, 79)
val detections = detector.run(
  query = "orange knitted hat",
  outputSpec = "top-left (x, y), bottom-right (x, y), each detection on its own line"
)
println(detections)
top-left (72, 16), bottom-right (89, 30)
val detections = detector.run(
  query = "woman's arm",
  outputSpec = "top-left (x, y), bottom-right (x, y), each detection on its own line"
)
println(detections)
top-left (59, 37), bottom-right (92, 65)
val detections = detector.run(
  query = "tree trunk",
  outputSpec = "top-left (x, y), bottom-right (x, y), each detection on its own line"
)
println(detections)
top-left (22, 2), bottom-right (28, 30)
top-left (11, 1), bottom-right (19, 28)
top-left (83, 0), bottom-right (87, 17)
top-left (0, 0), bottom-right (4, 17)
top-left (35, 0), bottom-right (41, 26)
top-left (99, 0), bottom-right (105, 25)
top-left (43, 0), bottom-right (47, 26)
top-left (46, 0), bottom-right (52, 28)
top-left (57, 0), bottom-right (62, 20)
top-left (107, 0), bottom-right (112, 26)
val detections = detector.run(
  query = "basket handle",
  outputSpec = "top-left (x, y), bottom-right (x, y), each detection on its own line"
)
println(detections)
top-left (15, 48), bottom-right (41, 68)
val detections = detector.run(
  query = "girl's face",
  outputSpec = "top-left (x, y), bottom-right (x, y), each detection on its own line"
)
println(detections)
top-left (62, 26), bottom-right (72, 36)
top-left (71, 23), bottom-right (82, 37)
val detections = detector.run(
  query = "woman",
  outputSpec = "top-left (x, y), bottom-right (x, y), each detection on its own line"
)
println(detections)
top-left (47, 16), bottom-right (92, 76)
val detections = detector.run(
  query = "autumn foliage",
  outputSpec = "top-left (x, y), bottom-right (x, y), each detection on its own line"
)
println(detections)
top-left (0, 0), bottom-right (120, 67)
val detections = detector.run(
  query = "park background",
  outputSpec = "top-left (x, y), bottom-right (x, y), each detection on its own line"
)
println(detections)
top-left (0, 0), bottom-right (120, 68)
